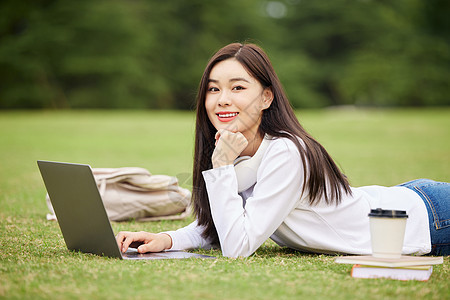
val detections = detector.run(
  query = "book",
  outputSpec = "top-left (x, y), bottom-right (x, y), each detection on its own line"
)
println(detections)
top-left (351, 264), bottom-right (433, 281)
top-left (334, 255), bottom-right (443, 268)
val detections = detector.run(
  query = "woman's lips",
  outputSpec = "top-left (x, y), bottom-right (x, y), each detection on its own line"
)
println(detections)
top-left (216, 112), bottom-right (239, 122)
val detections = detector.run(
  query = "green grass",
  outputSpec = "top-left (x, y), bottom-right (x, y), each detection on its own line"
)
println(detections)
top-left (0, 109), bottom-right (449, 299)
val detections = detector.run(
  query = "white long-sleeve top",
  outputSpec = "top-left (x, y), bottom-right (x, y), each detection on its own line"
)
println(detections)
top-left (166, 137), bottom-right (431, 257)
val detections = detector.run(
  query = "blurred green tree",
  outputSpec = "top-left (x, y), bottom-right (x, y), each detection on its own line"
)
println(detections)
top-left (0, 0), bottom-right (448, 109)
top-left (0, 0), bottom-right (155, 108)
top-left (0, 0), bottom-right (275, 109)
top-left (278, 0), bottom-right (450, 107)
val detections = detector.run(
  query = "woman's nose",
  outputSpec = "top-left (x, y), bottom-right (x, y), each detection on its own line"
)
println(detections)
top-left (217, 92), bottom-right (231, 106)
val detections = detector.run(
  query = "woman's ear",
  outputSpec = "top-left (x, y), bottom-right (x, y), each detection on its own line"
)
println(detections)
top-left (262, 87), bottom-right (274, 110)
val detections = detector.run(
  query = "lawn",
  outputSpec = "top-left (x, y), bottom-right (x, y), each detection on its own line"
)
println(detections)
top-left (0, 109), bottom-right (449, 299)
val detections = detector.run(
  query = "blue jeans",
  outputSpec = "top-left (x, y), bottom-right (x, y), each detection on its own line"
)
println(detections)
top-left (398, 179), bottom-right (450, 256)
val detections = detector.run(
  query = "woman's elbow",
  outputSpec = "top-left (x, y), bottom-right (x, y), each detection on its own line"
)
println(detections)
top-left (221, 243), bottom-right (256, 258)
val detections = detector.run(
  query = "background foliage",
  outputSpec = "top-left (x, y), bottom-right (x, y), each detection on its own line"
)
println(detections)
top-left (1, 0), bottom-right (449, 109)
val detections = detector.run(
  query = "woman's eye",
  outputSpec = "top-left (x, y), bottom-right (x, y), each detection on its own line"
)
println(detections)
top-left (208, 87), bottom-right (219, 92)
top-left (232, 86), bottom-right (245, 91)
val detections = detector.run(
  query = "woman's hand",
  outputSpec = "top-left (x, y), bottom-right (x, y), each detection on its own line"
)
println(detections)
top-left (115, 231), bottom-right (173, 253)
top-left (212, 129), bottom-right (248, 168)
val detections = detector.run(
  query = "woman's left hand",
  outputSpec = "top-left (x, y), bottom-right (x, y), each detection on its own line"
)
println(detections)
top-left (115, 231), bottom-right (172, 253)
top-left (212, 129), bottom-right (248, 168)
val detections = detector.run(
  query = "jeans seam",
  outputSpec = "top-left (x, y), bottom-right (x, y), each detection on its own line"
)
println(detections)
top-left (413, 185), bottom-right (441, 230)
top-left (415, 183), bottom-right (450, 223)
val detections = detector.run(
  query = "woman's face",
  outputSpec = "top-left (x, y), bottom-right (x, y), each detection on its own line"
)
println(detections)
top-left (205, 58), bottom-right (272, 141)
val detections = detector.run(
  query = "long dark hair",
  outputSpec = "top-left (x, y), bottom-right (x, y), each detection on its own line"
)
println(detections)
top-left (192, 43), bottom-right (351, 244)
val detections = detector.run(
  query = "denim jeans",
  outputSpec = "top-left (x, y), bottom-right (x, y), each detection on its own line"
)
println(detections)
top-left (398, 179), bottom-right (450, 256)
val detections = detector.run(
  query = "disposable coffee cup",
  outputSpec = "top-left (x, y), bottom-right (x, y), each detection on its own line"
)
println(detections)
top-left (368, 208), bottom-right (408, 259)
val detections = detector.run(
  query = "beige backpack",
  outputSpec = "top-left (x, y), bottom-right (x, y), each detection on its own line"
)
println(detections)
top-left (46, 167), bottom-right (191, 222)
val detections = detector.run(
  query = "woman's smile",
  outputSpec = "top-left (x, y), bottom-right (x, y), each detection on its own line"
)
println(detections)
top-left (216, 111), bottom-right (239, 122)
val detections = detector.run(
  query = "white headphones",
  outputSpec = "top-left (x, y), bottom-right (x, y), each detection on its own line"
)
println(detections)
top-left (234, 134), bottom-right (272, 192)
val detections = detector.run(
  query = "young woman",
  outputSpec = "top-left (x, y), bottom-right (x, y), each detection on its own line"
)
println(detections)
top-left (116, 43), bottom-right (449, 257)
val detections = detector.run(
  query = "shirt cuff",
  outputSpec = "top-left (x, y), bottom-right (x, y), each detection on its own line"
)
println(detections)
top-left (202, 165), bottom-right (237, 191)
top-left (163, 230), bottom-right (190, 251)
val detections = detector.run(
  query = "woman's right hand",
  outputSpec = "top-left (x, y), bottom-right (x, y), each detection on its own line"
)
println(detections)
top-left (115, 231), bottom-right (173, 253)
top-left (212, 129), bottom-right (248, 168)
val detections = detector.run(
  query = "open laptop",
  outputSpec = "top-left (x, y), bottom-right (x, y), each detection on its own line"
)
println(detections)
top-left (37, 160), bottom-right (215, 260)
